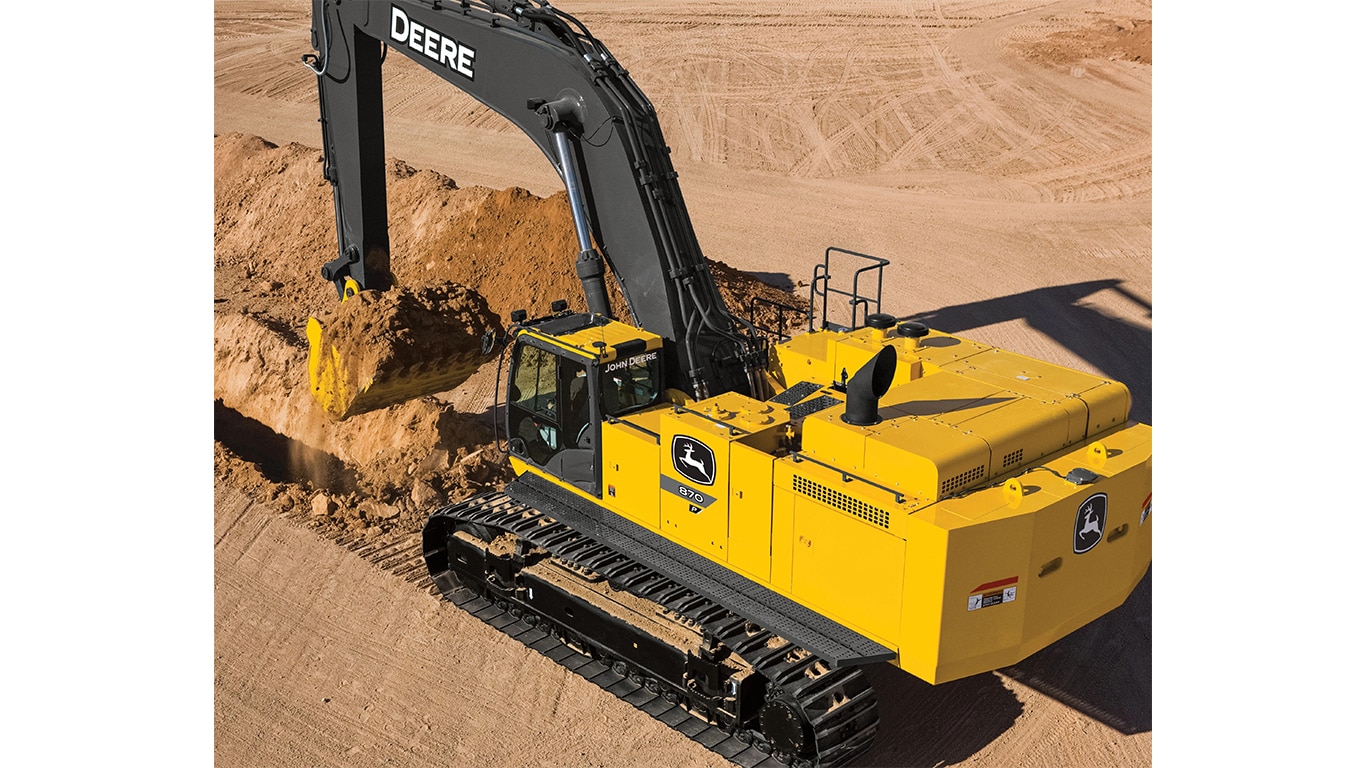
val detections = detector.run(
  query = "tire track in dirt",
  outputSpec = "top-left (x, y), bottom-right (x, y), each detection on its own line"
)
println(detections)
top-left (214, 16), bottom-right (318, 104)
top-left (628, 0), bottom-right (1138, 190)
top-left (943, 0), bottom-right (1151, 200)
top-left (217, 2), bottom-right (1140, 190)
top-left (215, 479), bottom-right (732, 768)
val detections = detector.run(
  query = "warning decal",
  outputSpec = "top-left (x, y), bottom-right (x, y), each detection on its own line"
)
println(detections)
top-left (968, 576), bottom-right (1018, 611)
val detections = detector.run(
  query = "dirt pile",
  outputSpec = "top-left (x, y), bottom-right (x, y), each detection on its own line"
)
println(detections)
top-left (213, 131), bottom-right (803, 543)
top-left (215, 132), bottom-right (796, 324)
top-left (213, 134), bottom-right (613, 324)
top-left (709, 258), bottom-right (809, 337)
top-left (382, 163), bottom-right (634, 321)
top-left (214, 304), bottom-right (507, 543)
top-left (1012, 13), bottom-right (1153, 67)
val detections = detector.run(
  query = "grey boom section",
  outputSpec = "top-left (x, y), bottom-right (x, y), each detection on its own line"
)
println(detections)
top-left (308, 0), bottom-right (764, 399)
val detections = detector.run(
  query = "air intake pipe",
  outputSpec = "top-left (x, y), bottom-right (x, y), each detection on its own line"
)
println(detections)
top-left (842, 345), bottom-right (898, 426)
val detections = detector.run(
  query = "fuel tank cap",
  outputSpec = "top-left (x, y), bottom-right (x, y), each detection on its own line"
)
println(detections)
top-left (866, 312), bottom-right (897, 330)
top-left (897, 321), bottom-right (929, 338)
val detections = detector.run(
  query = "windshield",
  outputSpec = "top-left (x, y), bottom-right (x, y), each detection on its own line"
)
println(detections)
top-left (600, 350), bottom-right (661, 417)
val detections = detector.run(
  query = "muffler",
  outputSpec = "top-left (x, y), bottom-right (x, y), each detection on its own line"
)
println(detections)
top-left (842, 345), bottom-right (898, 426)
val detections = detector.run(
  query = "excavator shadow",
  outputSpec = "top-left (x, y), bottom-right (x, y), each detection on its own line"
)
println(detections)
top-left (906, 278), bottom-right (1152, 424)
top-left (853, 568), bottom-right (1151, 765)
top-left (748, 271), bottom-right (797, 292)
top-left (998, 566), bottom-right (1153, 735)
top-left (853, 666), bottom-right (1024, 766)
top-left (213, 400), bottom-right (361, 496)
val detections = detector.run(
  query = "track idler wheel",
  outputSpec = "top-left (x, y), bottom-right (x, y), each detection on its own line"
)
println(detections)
top-left (759, 694), bottom-right (814, 764)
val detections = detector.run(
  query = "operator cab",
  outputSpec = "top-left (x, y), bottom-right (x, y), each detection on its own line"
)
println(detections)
top-left (505, 311), bottom-right (664, 495)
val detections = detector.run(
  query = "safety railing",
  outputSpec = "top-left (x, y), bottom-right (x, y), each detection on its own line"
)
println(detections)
top-left (747, 295), bottom-right (811, 344)
top-left (808, 247), bottom-right (889, 333)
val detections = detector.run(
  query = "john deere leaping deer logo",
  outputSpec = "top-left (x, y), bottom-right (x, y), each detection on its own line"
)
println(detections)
top-left (1074, 493), bottom-right (1108, 554)
top-left (672, 436), bottom-right (715, 486)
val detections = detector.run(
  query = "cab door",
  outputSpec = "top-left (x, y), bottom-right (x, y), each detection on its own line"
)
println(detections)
top-left (505, 340), bottom-right (600, 495)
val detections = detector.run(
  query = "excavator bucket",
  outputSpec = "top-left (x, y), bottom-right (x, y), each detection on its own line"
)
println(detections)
top-left (305, 284), bottom-right (501, 421)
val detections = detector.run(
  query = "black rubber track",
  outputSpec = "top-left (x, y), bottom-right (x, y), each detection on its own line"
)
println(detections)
top-left (424, 490), bottom-right (881, 768)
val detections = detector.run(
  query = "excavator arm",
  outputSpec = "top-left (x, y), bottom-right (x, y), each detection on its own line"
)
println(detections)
top-left (306, 0), bottom-right (765, 405)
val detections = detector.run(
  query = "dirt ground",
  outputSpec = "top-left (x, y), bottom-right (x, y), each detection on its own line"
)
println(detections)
top-left (213, 1), bottom-right (1152, 766)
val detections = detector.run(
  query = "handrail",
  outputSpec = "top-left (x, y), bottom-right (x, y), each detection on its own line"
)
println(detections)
top-left (748, 295), bottom-right (810, 343)
top-left (808, 247), bottom-right (890, 332)
top-left (790, 451), bottom-right (906, 504)
top-left (604, 414), bottom-right (661, 443)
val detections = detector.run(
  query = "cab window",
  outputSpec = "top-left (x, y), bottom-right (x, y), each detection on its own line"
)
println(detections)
top-left (508, 344), bottom-right (562, 464)
top-left (600, 351), bottom-right (661, 417)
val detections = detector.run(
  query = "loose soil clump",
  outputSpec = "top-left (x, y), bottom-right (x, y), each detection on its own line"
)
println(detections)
top-left (312, 283), bottom-right (500, 376)
top-left (308, 283), bottom-right (501, 419)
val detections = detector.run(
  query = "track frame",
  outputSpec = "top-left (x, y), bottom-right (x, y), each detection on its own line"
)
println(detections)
top-left (423, 491), bottom-right (881, 768)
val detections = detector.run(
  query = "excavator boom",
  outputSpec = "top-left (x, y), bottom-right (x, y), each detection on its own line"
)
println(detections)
top-left (305, 0), bottom-right (764, 420)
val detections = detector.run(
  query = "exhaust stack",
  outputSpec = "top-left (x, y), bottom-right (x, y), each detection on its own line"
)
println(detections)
top-left (842, 345), bottom-right (898, 426)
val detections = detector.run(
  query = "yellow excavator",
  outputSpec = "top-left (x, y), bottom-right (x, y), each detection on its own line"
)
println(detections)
top-left (303, 2), bottom-right (1151, 766)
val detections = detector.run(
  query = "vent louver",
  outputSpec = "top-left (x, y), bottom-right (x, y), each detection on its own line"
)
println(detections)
top-left (940, 465), bottom-right (985, 496)
top-left (793, 476), bottom-right (890, 528)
